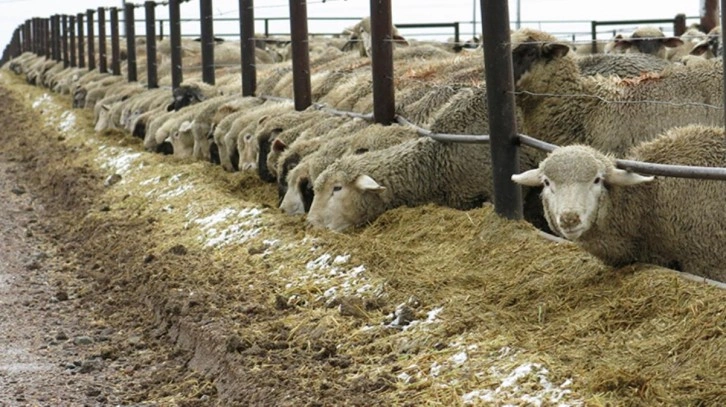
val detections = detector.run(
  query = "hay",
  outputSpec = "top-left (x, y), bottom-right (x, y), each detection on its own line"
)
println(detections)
top-left (1, 69), bottom-right (723, 406)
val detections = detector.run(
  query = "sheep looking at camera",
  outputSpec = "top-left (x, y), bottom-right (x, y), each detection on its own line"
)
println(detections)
top-left (512, 124), bottom-right (726, 282)
top-left (611, 26), bottom-right (683, 59)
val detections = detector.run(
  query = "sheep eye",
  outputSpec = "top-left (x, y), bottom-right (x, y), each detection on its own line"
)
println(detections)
top-left (332, 186), bottom-right (342, 194)
top-left (543, 178), bottom-right (550, 187)
top-left (594, 177), bottom-right (601, 184)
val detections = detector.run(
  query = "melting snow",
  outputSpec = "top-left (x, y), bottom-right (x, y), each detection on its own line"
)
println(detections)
top-left (58, 110), bottom-right (76, 132)
top-left (31, 93), bottom-right (51, 109)
top-left (192, 207), bottom-right (264, 248)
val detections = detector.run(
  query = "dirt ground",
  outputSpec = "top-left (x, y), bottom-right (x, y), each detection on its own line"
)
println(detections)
top-left (0, 62), bottom-right (724, 407)
top-left (0, 87), bottom-right (217, 406)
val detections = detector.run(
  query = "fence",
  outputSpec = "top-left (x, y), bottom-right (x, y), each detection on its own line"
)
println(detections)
top-left (2, 0), bottom-right (726, 221)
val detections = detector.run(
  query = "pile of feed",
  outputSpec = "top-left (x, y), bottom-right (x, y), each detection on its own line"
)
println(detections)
top-left (1, 69), bottom-right (723, 406)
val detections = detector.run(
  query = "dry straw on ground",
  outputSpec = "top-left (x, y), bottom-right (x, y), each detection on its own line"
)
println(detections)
top-left (1, 68), bottom-right (723, 406)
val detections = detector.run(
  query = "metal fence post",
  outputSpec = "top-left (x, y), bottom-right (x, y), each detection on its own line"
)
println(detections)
top-left (169, 0), bottom-right (183, 89)
top-left (239, 0), bottom-right (256, 96)
top-left (98, 7), bottom-right (107, 73)
top-left (145, 1), bottom-right (158, 89)
top-left (199, 0), bottom-right (215, 85)
top-left (110, 7), bottom-right (121, 75)
top-left (674, 14), bottom-right (686, 36)
top-left (370, 0), bottom-right (395, 125)
top-left (69, 15), bottom-right (76, 67)
top-left (77, 14), bottom-right (85, 69)
top-left (87, 9), bottom-right (96, 70)
top-left (124, 3), bottom-right (137, 82)
top-left (53, 15), bottom-right (62, 61)
top-left (44, 18), bottom-right (51, 57)
top-left (289, 0), bottom-right (312, 110)
top-left (62, 15), bottom-right (69, 67)
top-left (722, 0), bottom-right (726, 132)
top-left (481, 0), bottom-right (522, 219)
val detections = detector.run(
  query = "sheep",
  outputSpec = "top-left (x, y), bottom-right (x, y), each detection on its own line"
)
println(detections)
top-left (280, 123), bottom-right (418, 215)
top-left (510, 28), bottom-right (723, 157)
top-left (666, 26), bottom-right (707, 62)
top-left (511, 124), bottom-right (726, 282)
top-left (272, 117), bottom-right (369, 196)
top-left (251, 109), bottom-right (335, 178)
top-left (192, 96), bottom-right (263, 163)
top-left (611, 26), bottom-right (683, 59)
top-left (575, 53), bottom-right (670, 77)
top-left (341, 16), bottom-right (409, 57)
top-left (307, 136), bottom-right (494, 232)
top-left (214, 101), bottom-right (294, 172)
top-left (690, 26), bottom-right (722, 59)
top-left (397, 84), bottom-right (463, 128)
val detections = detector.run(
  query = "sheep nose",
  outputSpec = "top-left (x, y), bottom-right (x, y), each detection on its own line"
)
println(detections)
top-left (559, 212), bottom-right (581, 229)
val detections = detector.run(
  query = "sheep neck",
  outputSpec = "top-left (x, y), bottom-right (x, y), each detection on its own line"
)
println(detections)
top-left (516, 56), bottom-right (595, 147)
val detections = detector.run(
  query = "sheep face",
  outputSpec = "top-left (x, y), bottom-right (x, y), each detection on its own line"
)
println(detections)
top-left (512, 146), bottom-right (653, 240)
top-left (238, 132), bottom-right (258, 171)
top-left (280, 163), bottom-right (310, 215)
top-left (613, 27), bottom-right (683, 59)
top-left (308, 170), bottom-right (386, 232)
top-left (510, 29), bottom-right (570, 84)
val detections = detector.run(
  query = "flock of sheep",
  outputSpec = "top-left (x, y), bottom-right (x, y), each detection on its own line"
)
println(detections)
top-left (4, 18), bottom-right (726, 282)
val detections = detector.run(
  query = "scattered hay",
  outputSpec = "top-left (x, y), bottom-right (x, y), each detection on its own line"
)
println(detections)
top-left (1, 68), bottom-right (723, 406)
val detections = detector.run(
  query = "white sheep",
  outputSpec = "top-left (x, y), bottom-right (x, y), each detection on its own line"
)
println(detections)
top-left (512, 124), bottom-right (726, 282)
top-left (307, 137), bottom-right (494, 232)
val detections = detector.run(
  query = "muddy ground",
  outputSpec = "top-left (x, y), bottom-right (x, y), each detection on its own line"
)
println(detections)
top-left (0, 64), bottom-right (724, 407)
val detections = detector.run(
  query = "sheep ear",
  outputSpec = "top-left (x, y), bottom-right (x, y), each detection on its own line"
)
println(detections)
top-left (355, 175), bottom-right (385, 192)
top-left (179, 120), bottom-right (193, 132)
top-left (662, 37), bottom-right (684, 48)
top-left (272, 138), bottom-right (287, 153)
top-left (690, 43), bottom-right (709, 56)
top-left (511, 169), bottom-right (542, 186)
top-left (257, 115), bottom-right (270, 125)
top-left (543, 42), bottom-right (570, 58)
top-left (607, 168), bottom-right (654, 186)
top-left (613, 38), bottom-right (633, 51)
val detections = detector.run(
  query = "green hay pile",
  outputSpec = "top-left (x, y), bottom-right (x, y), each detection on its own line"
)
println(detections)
top-left (2, 69), bottom-right (723, 406)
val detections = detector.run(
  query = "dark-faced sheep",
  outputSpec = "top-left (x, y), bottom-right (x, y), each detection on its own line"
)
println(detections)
top-left (512, 124), bottom-right (726, 282)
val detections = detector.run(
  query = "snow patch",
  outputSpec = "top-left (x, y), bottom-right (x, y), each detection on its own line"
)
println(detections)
top-left (58, 110), bottom-right (76, 133)
top-left (31, 93), bottom-right (51, 109)
top-left (192, 207), bottom-right (265, 248)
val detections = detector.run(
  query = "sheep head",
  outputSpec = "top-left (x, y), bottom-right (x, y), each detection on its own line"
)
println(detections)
top-left (512, 145), bottom-right (653, 240)
top-left (612, 26), bottom-right (683, 59)
top-left (510, 28), bottom-right (571, 84)
top-left (308, 164), bottom-right (386, 232)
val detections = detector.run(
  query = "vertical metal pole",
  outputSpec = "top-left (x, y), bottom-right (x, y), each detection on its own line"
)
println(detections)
top-left (69, 16), bottom-right (77, 67)
top-left (289, 0), bottom-right (312, 111)
top-left (98, 7), bottom-right (107, 73)
top-left (110, 7), bottom-right (121, 75)
top-left (701, 0), bottom-right (719, 33)
top-left (481, 0), bottom-right (522, 219)
top-left (721, 0), bottom-right (726, 131)
top-left (32, 18), bottom-right (37, 54)
top-left (168, 0), bottom-right (183, 89)
top-left (44, 18), bottom-right (51, 58)
top-left (124, 3), bottom-right (137, 82)
top-left (369, 0), bottom-right (395, 125)
top-left (240, 0), bottom-right (256, 96)
top-left (145, 1), bottom-right (158, 89)
top-left (199, 0), bottom-right (215, 85)
top-left (87, 9), bottom-right (96, 70)
top-left (77, 14), bottom-right (85, 69)
top-left (62, 15), bottom-right (69, 67)
top-left (454, 22), bottom-right (460, 48)
top-left (674, 14), bottom-right (686, 36)
top-left (53, 15), bottom-right (61, 61)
